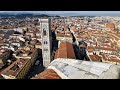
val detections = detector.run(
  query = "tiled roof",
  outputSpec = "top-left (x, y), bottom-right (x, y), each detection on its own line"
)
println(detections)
top-left (0, 58), bottom-right (30, 77)
top-left (56, 33), bottom-right (64, 37)
top-left (94, 46), bottom-right (117, 51)
top-left (13, 47), bottom-right (37, 58)
top-left (54, 42), bottom-right (76, 59)
top-left (106, 23), bottom-right (115, 29)
top-left (32, 69), bottom-right (61, 79)
top-left (89, 55), bottom-right (101, 62)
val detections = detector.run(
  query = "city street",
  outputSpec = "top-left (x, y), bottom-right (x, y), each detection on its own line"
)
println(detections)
top-left (25, 58), bottom-right (45, 79)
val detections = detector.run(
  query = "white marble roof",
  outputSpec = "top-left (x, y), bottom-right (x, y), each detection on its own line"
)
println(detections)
top-left (48, 58), bottom-right (120, 79)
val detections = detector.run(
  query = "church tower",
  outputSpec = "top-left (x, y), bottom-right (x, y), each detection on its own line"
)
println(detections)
top-left (39, 18), bottom-right (52, 67)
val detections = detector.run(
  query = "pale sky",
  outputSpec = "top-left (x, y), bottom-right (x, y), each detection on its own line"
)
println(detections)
top-left (0, 11), bottom-right (120, 16)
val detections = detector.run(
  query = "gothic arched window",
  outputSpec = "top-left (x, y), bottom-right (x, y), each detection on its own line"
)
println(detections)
top-left (44, 41), bottom-right (46, 44)
top-left (43, 28), bottom-right (46, 36)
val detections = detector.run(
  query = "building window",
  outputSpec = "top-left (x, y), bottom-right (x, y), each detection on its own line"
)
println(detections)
top-left (46, 49), bottom-right (48, 51)
top-left (43, 28), bottom-right (46, 36)
top-left (44, 49), bottom-right (46, 52)
top-left (44, 41), bottom-right (48, 44)
top-left (44, 41), bottom-right (46, 44)
top-left (44, 48), bottom-right (48, 52)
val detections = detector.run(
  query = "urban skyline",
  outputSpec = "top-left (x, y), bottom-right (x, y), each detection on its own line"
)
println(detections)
top-left (0, 11), bottom-right (120, 16)
top-left (1, 14), bottom-right (120, 79)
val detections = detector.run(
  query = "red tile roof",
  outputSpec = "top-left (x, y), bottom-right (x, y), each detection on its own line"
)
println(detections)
top-left (54, 41), bottom-right (76, 59)
top-left (106, 23), bottom-right (115, 30)
top-left (89, 55), bottom-right (101, 62)
top-left (94, 46), bottom-right (117, 51)
top-left (0, 58), bottom-right (30, 77)
top-left (31, 69), bottom-right (61, 79)
top-left (57, 34), bottom-right (64, 37)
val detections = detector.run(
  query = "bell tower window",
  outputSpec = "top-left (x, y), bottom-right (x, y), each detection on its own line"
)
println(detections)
top-left (44, 41), bottom-right (46, 44)
top-left (43, 28), bottom-right (46, 36)
top-left (44, 41), bottom-right (48, 44)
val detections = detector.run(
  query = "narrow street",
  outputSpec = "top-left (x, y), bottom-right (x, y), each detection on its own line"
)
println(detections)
top-left (25, 56), bottom-right (45, 79)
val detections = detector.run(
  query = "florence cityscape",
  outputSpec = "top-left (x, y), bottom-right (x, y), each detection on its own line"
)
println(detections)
top-left (0, 11), bottom-right (120, 79)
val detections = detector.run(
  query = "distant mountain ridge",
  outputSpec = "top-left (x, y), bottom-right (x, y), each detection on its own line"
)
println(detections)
top-left (0, 12), bottom-right (59, 16)
top-left (0, 13), bottom-right (60, 18)
top-left (0, 11), bottom-right (120, 16)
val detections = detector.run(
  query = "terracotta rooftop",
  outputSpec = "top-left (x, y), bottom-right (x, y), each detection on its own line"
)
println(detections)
top-left (0, 58), bottom-right (29, 77)
top-left (13, 48), bottom-right (37, 58)
top-left (94, 46), bottom-right (117, 51)
top-left (106, 23), bottom-right (115, 30)
top-left (101, 54), bottom-right (120, 63)
top-left (56, 33), bottom-right (72, 38)
top-left (89, 55), bottom-right (101, 62)
top-left (32, 69), bottom-right (61, 79)
top-left (54, 41), bottom-right (76, 59)
top-left (56, 33), bottom-right (64, 37)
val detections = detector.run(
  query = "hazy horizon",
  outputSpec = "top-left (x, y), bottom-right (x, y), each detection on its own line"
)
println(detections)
top-left (0, 11), bottom-right (120, 16)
